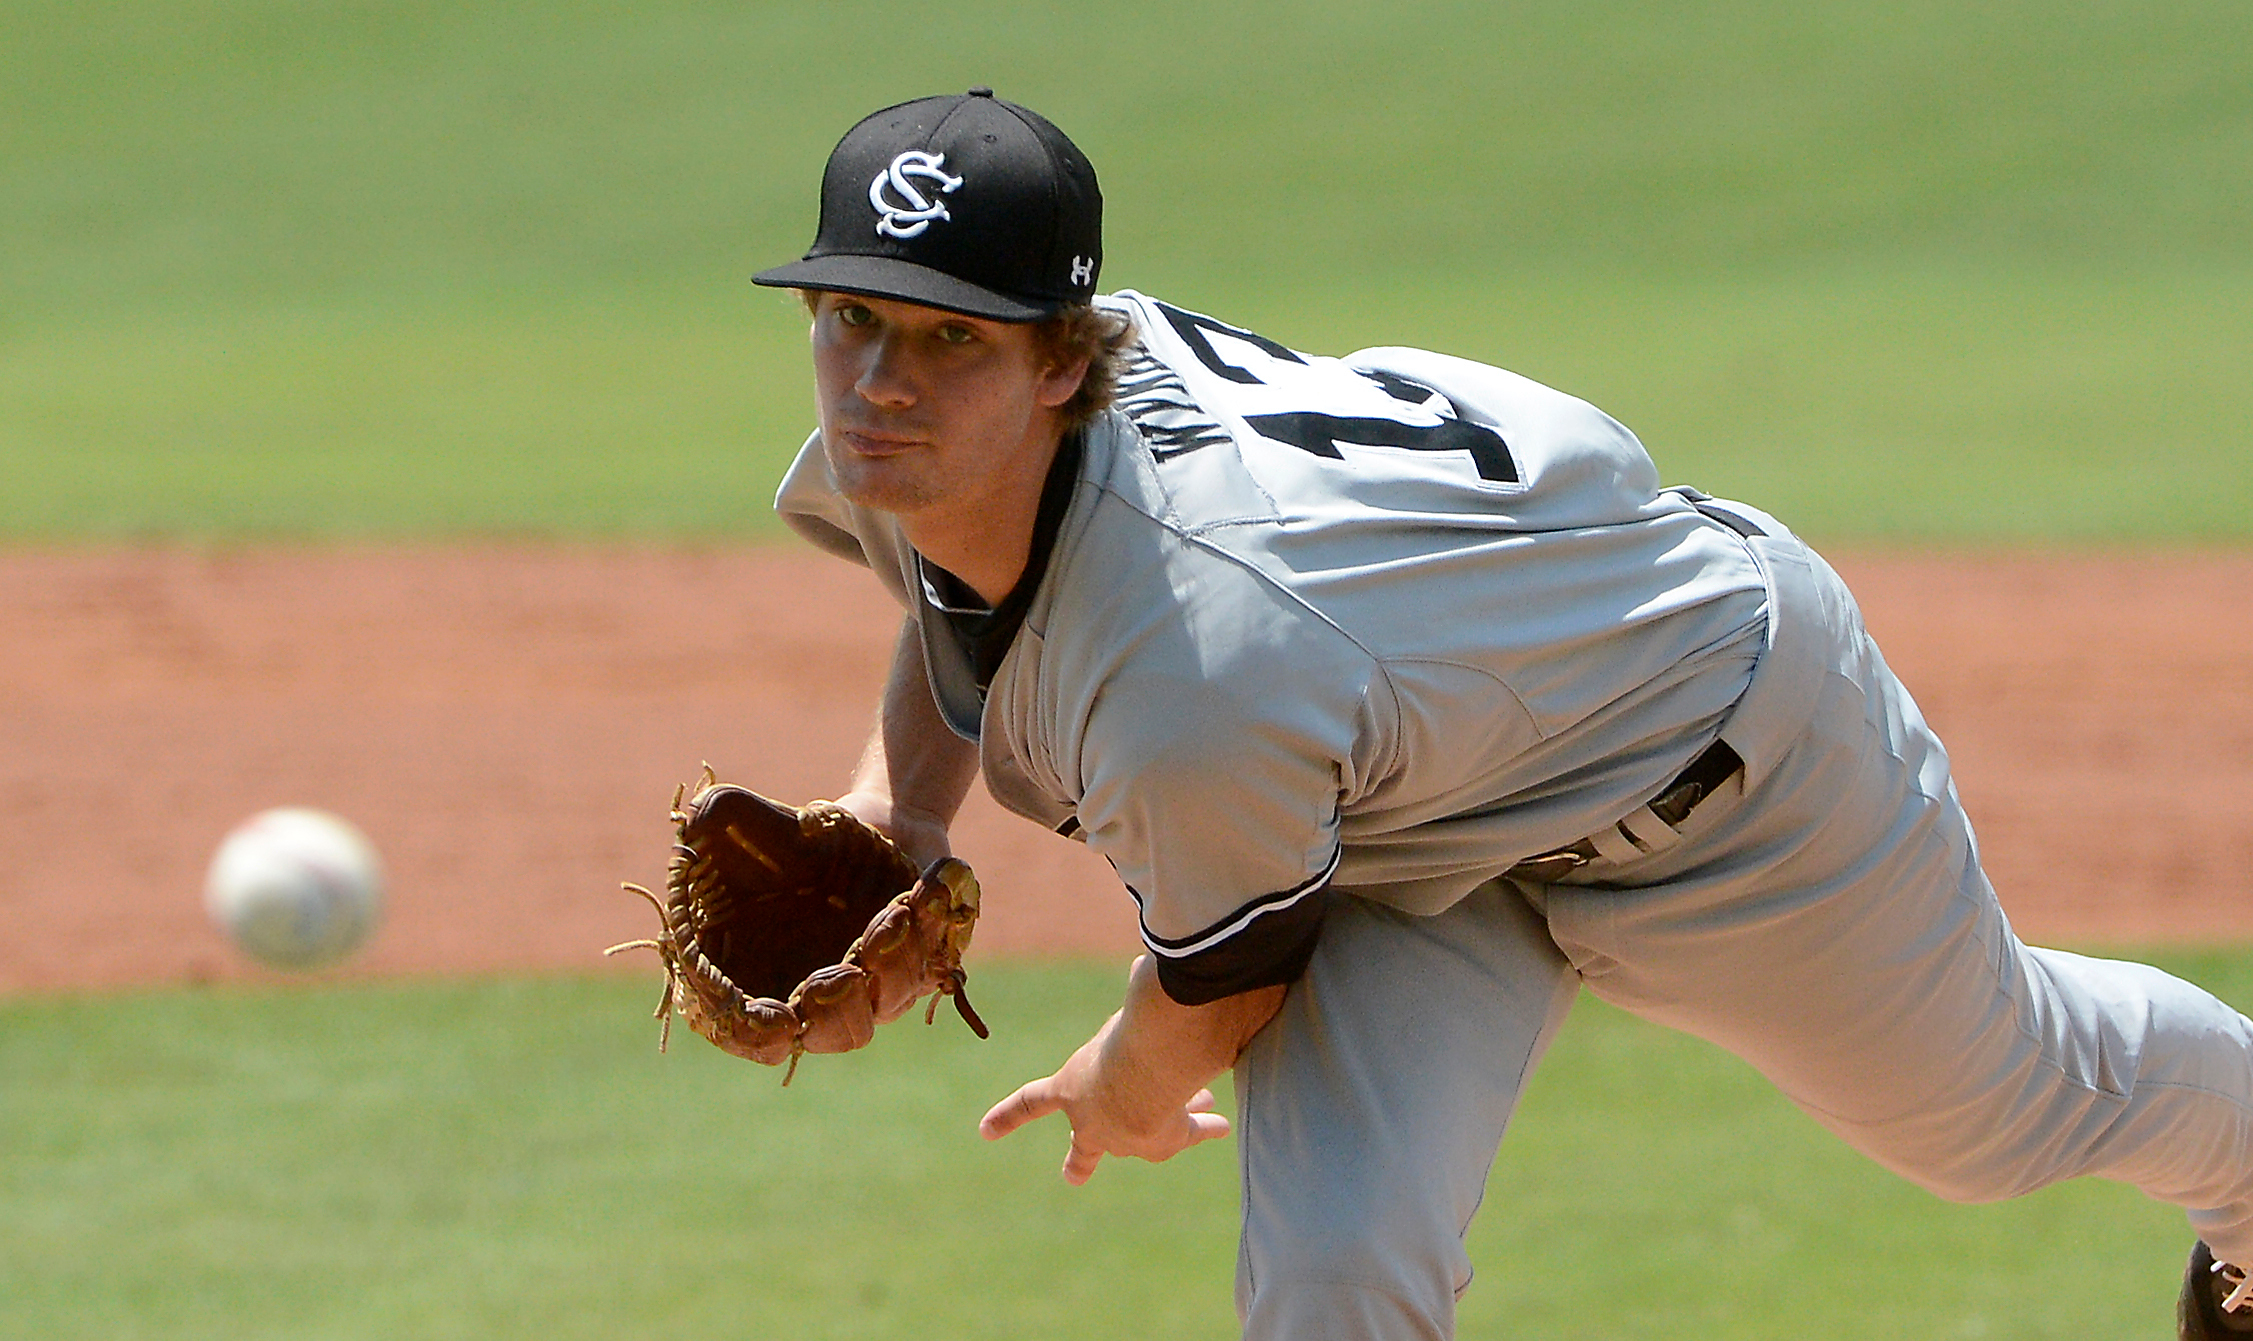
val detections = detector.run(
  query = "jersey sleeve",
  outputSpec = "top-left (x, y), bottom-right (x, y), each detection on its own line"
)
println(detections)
top-left (1066, 578), bottom-right (1382, 1006)
top-left (772, 430), bottom-right (919, 609)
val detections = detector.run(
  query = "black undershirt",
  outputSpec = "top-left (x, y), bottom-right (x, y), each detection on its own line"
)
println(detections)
top-left (921, 429), bottom-right (1085, 695)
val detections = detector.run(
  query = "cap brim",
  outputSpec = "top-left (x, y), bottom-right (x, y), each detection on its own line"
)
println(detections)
top-left (752, 254), bottom-right (1056, 323)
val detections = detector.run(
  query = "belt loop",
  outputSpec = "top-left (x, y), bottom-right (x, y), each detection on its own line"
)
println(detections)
top-left (1583, 821), bottom-right (1645, 865)
top-left (1505, 737), bottom-right (1745, 882)
top-left (1616, 805), bottom-right (1684, 855)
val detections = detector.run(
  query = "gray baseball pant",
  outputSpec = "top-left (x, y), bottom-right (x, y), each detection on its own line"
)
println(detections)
top-left (1232, 525), bottom-right (2253, 1341)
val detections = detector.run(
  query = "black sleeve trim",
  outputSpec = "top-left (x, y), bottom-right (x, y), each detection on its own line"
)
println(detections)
top-left (1134, 851), bottom-right (1339, 1006)
top-left (1663, 485), bottom-right (1769, 539)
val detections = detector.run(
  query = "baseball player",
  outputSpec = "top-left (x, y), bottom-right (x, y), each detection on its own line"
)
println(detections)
top-left (754, 88), bottom-right (2253, 1339)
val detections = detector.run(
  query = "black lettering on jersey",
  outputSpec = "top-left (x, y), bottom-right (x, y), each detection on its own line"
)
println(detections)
top-left (1115, 346), bottom-right (1233, 461)
top-left (1155, 302), bottom-right (1307, 385)
top-left (1245, 412), bottom-right (1522, 484)
top-left (1361, 368), bottom-right (1443, 405)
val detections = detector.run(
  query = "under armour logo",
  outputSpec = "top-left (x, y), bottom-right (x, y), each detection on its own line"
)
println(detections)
top-left (1069, 255), bottom-right (1095, 286)
top-left (870, 151), bottom-right (963, 239)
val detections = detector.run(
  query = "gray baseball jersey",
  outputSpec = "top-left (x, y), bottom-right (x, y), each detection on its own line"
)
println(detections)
top-left (778, 290), bottom-right (1767, 1003)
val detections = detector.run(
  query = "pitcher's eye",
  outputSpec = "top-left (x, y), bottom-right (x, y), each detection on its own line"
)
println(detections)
top-left (837, 303), bottom-right (875, 327)
top-left (935, 323), bottom-right (977, 346)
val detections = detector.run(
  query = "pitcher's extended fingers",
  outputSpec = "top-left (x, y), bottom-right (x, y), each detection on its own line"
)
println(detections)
top-left (1187, 1110), bottom-right (1233, 1143)
top-left (981, 1079), bottom-right (1061, 1140)
top-left (1062, 1137), bottom-right (1103, 1186)
top-left (1186, 1088), bottom-right (1219, 1114)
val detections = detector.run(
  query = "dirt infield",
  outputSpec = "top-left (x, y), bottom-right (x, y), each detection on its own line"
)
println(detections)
top-left (2, 545), bottom-right (2248, 995)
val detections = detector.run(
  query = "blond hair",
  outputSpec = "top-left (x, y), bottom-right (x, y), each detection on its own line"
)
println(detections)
top-left (1033, 303), bottom-right (1137, 432)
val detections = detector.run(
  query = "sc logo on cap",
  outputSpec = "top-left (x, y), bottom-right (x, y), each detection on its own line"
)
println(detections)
top-left (871, 151), bottom-right (963, 239)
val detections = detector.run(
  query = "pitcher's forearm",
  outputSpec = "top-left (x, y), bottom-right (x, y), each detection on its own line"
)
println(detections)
top-left (1099, 956), bottom-right (1286, 1121)
top-left (839, 616), bottom-right (979, 863)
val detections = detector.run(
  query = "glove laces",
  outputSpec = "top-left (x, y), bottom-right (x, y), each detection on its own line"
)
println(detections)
top-left (2213, 1256), bottom-right (2253, 1314)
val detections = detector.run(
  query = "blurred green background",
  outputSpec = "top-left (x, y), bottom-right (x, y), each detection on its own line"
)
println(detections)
top-left (3, 0), bottom-right (2247, 540)
top-left (7, 957), bottom-right (2241, 1340)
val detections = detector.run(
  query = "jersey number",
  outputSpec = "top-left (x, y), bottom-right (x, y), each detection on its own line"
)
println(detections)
top-left (1155, 302), bottom-right (1521, 484)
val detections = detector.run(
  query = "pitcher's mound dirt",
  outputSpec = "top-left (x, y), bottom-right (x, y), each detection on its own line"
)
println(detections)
top-left (2, 545), bottom-right (2247, 994)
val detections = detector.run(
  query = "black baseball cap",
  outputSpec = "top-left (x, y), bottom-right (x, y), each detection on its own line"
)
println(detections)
top-left (753, 88), bottom-right (1102, 322)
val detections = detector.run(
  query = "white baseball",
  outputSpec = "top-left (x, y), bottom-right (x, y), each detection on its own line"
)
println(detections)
top-left (205, 808), bottom-right (385, 971)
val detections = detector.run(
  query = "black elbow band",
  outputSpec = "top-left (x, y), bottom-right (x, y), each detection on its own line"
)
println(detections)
top-left (1146, 889), bottom-right (1330, 1006)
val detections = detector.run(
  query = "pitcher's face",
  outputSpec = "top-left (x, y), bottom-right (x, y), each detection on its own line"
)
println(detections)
top-left (810, 292), bottom-right (1083, 521)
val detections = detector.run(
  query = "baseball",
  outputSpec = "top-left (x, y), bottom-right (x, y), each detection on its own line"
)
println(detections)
top-left (204, 808), bottom-right (385, 971)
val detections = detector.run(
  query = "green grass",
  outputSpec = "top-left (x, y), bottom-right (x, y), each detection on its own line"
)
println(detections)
top-left (1, 0), bottom-right (2247, 541)
top-left (0, 965), bottom-right (1238, 1341)
top-left (0, 294), bottom-right (815, 538)
top-left (5, 954), bottom-right (2243, 1339)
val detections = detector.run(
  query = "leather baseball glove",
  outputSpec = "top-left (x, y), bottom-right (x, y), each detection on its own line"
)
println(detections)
top-left (604, 766), bottom-right (986, 1083)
